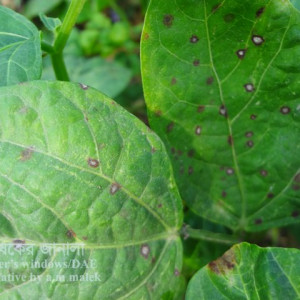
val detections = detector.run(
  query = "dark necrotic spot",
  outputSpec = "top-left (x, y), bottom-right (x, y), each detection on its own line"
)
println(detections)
top-left (171, 77), bottom-right (177, 85)
top-left (252, 35), bottom-right (264, 46)
top-left (250, 114), bottom-right (257, 120)
top-left (292, 185), bottom-right (300, 191)
top-left (151, 147), bottom-right (156, 153)
top-left (267, 193), bottom-right (274, 198)
top-left (140, 244), bottom-right (150, 259)
top-left (197, 105), bottom-right (205, 113)
top-left (82, 236), bottom-right (88, 240)
top-left (167, 122), bottom-right (174, 133)
top-left (224, 13), bottom-right (235, 22)
top-left (188, 149), bottom-right (195, 157)
top-left (212, 3), bottom-right (222, 13)
top-left (219, 105), bottom-right (228, 117)
top-left (195, 126), bottom-right (202, 135)
top-left (158, 203), bottom-right (163, 208)
top-left (177, 150), bottom-right (183, 156)
top-left (222, 190), bottom-right (227, 198)
top-left (208, 251), bottom-right (235, 274)
top-left (246, 140), bottom-right (254, 148)
top-left (190, 35), bottom-right (199, 43)
top-left (294, 173), bottom-right (300, 183)
top-left (171, 147), bottom-right (176, 154)
top-left (260, 170), bottom-right (268, 177)
top-left (79, 83), bottom-right (88, 90)
top-left (228, 135), bottom-right (233, 146)
top-left (226, 168), bottom-right (234, 175)
top-left (163, 14), bottom-right (174, 27)
top-left (292, 211), bottom-right (299, 218)
top-left (188, 166), bottom-right (194, 175)
top-left (206, 76), bottom-right (214, 85)
top-left (256, 7), bottom-right (265, 18)
top-left (255, 218), bottom-right (262, 225)
top-left (174, 269), bottom-right (180, 276)
top-left (244, 83), bottom-right (254, 92)
top-left (20, 148), bottom-right (34, 161)
top-left (66, 230), bottom-right (76, 238)
top-left (143, 32), bottom-right (149, 40)
top-left (110, 182), bottom-right (121, 195)
top-left (193, 59), bottom-right (200, 66)
top-left (151, 257), bottom-right (156, 264)
top-left (88, 158), bottom-right (99, 168)
top-left (245, 131), bottom-right (253, 138)
top-left (280, 106), bottom-right (290, 114)
top-left (236, 49), bottom-right (247, 59)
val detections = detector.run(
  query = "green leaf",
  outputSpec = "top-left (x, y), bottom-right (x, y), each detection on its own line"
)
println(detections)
top-left (42, 55), bottom-right (132, 98)
top-left (0, 6), bottom-right (42, 86)
top-left (141, 0), bottom-right (300, 232)
top-left (186, 242), bottom-right (300, 299)
top-left (0, 81), bottom-right (184, 299)
top-left (39, 13), bottom-right (62, 32)
top-left (23, 0), bottom-right (63, 19)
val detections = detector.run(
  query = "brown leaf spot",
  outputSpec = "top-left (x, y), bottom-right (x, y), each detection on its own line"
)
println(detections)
top-left (167, 122), bottom-right (174, 133)
top-left (208, 250), bottom-right (235, 275)
top-left (212, 3), bottom-right (222, 13)
top-left (188, 149), bottom-right (195, 157)
top-left (66, 230), bottom-right (76, 238)
top-left (20, 148), bottom-right (34, 161)
top-left (260, 170), bottom-right (268, 177)
top-left (163, 14), bottom-right (174, 27)
top-left (158, 203), bottom-right (163, 208)
top-left (245, 131), bottom-right (253, 138)
top-left (190, 35), bottom-right (199, 43)
top-left (195, 126), bottom-right (202, 135)
top-left (280, 106), bottom-right (291, 114)
top-left (171, 77), bottom-right (177, 85)
top-left (244, 83), bottom-right (254, 92)
top-left (246, 140), bottom-right (254, 148)
top-left (222, 190), bottom-right (227, 198)
top-left (255, 218), bottom-right (263, 225)
top-left (140, 244), bottom-right (150, 259)
top-left (250, 114), bottom-right (257, 120)
top-left (188, 166), bottom-right (194, 175)
top-left (206, 76), bottom-right (214, 85)
top-left (174, 269), bottom-right (180, 276)
top-left (252, 35), bottom-right (264, 46)
top-left (267, 193), bottom-right (274, 198)
top-left (88, 158), bottom-right (99, 168)
top-left (256, 7), bottom-right (265, 18)
top-left (219, 105), bottom-right (228, 117)
top-left (82, 236), bottom-right (88, 240)
top-left (154, 110), bottom-right (162, 117)
top-left (228, 135), bottom-right (233, 146)
top-left (151, 147), bottom-right (156, 153)
top-left (177, 150), bottom-right (183, 156)
top-left (179, 166), bottom-right (184, 175)
top-left (171, 147), bottom-right (176, 154)
top-left (236, 49), bottom-right (247, 59)
top-left (143, 32), bottom-right (149, 40)
top-left (151, 257), bottom-right (156, 264)
top-left (224, 13), bottom-right (235, 22)
top-left (110, 182), bottom-right (121, 195)
top-left (294, 173), bottom-right (300, 183)
top-left (197, 105), bottom-right (205, 113)
top-left (292, 185), bottom-right (300, 191)
top-left (226, 168), bottom-right (234, 175)
top-left (193, 59), bottom-right (200, 66)
top-left (79, 83), bottom-right (88, 90)
top-left (291, 211), bottom-right (299, 218)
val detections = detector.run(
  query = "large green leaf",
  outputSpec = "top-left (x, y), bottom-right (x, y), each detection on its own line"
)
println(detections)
top-left (0, 6), bottom-right (42, 86)
top-left (186, 242), bottom-right (300, 299)
top-left (141, 0), bottom-right (300, 232)
top-left (0, 81), bottom-right (184, 299)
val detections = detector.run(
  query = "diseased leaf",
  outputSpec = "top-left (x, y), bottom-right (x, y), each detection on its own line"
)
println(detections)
top-left (0, 6), bottom-right (42, 86)
top-left (0, 81), bottom-right (184, 299)
top-left (141, 0), bottom-right (300, 232)
top-left (186, 242), bottom-right (300, 300)
top-left (42, 55), bottom-right (132, 98)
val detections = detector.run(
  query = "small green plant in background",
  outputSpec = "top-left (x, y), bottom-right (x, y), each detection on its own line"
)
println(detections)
top-left (0, 0), bottom-right (299, 299)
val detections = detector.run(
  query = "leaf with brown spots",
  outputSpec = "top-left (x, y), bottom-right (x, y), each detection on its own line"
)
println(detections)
top-left (0, 81), bottom-right (184, 299)
top-left (186, 243), bottom-right (300, 299)
top-left (142, 0), bottom-right (300, 232)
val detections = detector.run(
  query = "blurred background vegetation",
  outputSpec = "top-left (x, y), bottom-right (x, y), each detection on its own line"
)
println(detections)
top-left (1, 0), bottom-right (299, 281)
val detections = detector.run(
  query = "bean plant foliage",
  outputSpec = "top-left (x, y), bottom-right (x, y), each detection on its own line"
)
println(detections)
top-left (0, 0), bottom-right (299, 299)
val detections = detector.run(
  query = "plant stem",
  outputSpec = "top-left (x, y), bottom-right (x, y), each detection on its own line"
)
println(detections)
top-left (51, 53), bottom-right (70, 81)
top-left (41, 41), bottom-right (54, 54)
top-left (54, 0), bottom-right (87, 53)
top-left (49, 0), bottom-right (86, 81)
top-left (182, 225), bottom-right (241, 246)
